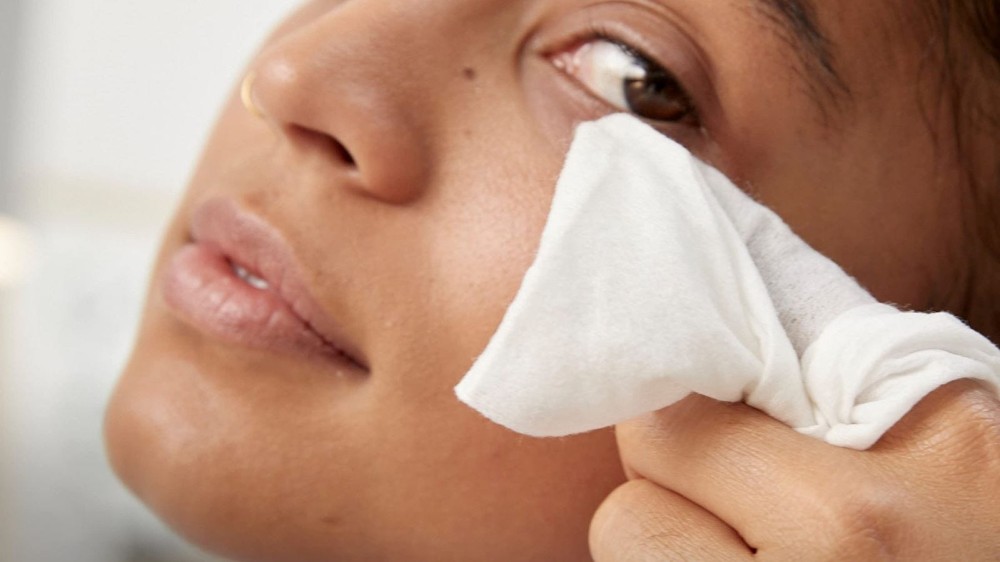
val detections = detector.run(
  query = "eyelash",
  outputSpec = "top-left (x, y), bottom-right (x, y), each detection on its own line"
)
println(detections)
top-left (555, 23), bottom-right (700, 127)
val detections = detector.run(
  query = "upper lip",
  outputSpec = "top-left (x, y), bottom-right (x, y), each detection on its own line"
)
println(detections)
top-left (190, 197), bottom-right (369, 371)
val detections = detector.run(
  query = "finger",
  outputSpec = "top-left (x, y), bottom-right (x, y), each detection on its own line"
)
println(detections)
top-left (866, 379), bottom-right (1000, 551)
top-left (615, 394), bottom-right (857, 550)
top-left (872, 379), bottom-right (1000, 463)
top-left (589, 479), bottom-right (754, 562)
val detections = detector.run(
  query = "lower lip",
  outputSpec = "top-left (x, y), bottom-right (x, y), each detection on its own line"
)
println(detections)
top-left (162, 243), bottom-right (335, 359)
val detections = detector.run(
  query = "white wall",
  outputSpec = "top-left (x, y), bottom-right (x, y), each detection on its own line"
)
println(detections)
top-left (12, 0), bottom-right (299, 194)
top-left (3, 1), bottom-right (300, 561)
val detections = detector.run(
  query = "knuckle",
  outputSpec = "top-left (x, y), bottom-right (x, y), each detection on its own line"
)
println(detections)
top-left (894, 381), bottom-right (1000, 497)
top-left (887, 380), bottom-right (1000, 463)
top-left (934, 381), bottom-right (1000, 438)
top-left (813, 482), bottom-right (906, 560)
top-left (940, 389), bottom-right (1000, 463)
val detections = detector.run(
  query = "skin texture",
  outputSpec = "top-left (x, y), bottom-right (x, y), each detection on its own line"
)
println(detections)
top-left (591, 380), bottom-right (1000, 560)
top-left (104, 0), bottom-right (1000, 560)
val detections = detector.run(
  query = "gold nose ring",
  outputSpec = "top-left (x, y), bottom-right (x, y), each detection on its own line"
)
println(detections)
top-left (241, 71), bottom-right (264, 119)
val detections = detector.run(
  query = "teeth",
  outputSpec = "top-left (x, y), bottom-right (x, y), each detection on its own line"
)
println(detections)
top-left (232, 263), bottom-right (270, 290)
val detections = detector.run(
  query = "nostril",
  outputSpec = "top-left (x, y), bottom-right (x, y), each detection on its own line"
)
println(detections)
top-left (287, 123), bottom-right (356, 167)
top-left (327, 135), bottom-right (356, 167)
top-left (314, 129), bottom-right (356, 167)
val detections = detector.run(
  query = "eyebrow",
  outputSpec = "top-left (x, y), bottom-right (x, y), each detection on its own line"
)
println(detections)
top-left (751, 0), bottom-right (851, 102)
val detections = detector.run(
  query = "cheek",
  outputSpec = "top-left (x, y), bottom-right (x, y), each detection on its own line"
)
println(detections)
top-left (363, 105), bottom-right (564, 391)
top-left (364, 416), bottom-right (625, 560)
top-left (333, 119), bottom-right (629, 557)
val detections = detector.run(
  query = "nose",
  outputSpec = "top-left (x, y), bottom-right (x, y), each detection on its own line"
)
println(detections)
top-left (247, 3), bottom-right (436, 205)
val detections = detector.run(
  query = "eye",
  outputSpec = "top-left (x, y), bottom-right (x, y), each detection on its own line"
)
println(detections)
top-left (553, 39), bottom-right (697, 124)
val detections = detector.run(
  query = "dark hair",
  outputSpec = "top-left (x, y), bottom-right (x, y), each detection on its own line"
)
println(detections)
top-left (962, 0), bottom-right (1000, 65)
top-left (956, 0), bottom-right (1000, 247)
top-left (928, 0), bottom-right (1000, 341)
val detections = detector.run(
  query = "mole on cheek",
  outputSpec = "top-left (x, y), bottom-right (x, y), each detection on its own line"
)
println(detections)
top-left (462, 67), bottom-right (478, 81)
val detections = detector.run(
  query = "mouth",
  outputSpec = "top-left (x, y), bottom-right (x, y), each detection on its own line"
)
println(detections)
top-left (161, 198), bottom-right (369, 372)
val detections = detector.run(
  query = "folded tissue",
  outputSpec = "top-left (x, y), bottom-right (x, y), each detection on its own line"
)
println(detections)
top-left (455, 114), bottom-right (1000, 449)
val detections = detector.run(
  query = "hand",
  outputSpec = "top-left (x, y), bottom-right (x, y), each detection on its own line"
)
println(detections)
top-left (589, 379), bottom-right (1000, 560)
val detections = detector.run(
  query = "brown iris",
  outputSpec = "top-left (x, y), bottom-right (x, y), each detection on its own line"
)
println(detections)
top-left (624, 67), bottom-right (696, 123)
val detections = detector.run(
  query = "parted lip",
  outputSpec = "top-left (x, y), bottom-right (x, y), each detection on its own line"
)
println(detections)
top-left (182, 197), bottom-right (369, 371)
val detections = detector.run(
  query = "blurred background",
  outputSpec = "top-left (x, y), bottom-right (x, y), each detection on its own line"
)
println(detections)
top-left (1, 1), bottom-right (299, 560)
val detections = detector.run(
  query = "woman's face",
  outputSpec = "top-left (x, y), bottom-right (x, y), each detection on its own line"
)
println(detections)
top-left (105, 0), bottom-right (970, 560)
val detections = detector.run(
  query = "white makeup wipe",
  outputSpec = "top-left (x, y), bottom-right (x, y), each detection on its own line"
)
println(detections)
top-left (454, 114), bottom-right (1000, 450)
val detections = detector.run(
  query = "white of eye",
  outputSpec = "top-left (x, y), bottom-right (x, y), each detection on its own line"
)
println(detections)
top-left (553, 40), bottom-right (647, 111)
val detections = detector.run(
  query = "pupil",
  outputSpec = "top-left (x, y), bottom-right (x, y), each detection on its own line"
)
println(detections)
top-left (623, 69), bottom-right (692, 122)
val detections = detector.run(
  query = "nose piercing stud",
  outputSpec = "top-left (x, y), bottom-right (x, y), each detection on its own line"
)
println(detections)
top-left (241, 71), bottom-right (264, 119)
